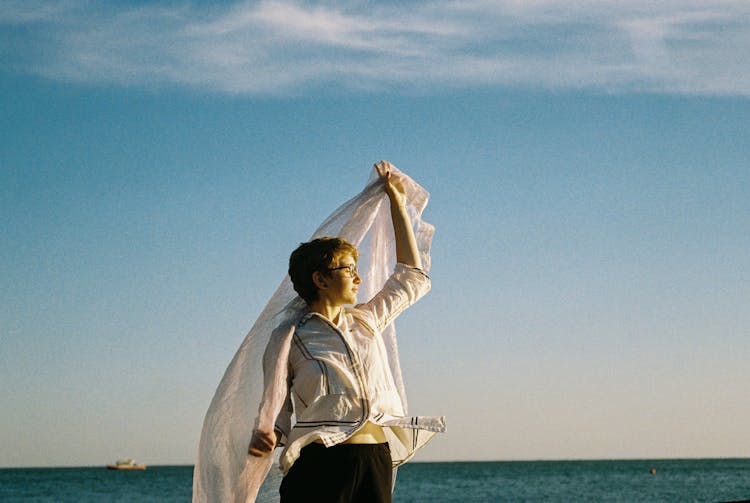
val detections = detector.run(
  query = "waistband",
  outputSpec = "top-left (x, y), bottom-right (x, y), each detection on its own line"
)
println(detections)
top-left (302, 442), bottom-right (390, 453)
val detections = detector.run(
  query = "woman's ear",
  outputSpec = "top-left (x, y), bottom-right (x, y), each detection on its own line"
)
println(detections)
top-left (312, 271), bottom-right (328, 290)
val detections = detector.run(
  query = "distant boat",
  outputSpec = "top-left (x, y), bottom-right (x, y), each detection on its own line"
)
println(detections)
top-left (106, 458), bottom-right (147, 470)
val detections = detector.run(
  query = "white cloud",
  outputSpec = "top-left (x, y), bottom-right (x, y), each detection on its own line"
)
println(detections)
top-left (1, 0), bottom-right (749, 95)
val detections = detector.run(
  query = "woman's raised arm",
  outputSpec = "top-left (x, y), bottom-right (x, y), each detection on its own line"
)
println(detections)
top-left (375, 160), bottom-right (422, 269)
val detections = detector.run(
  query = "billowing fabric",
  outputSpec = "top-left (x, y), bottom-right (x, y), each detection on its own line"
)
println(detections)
top-left (193, 165), bottom-right (436, 503)
top-left (276, 264), bottom-right (445, 474)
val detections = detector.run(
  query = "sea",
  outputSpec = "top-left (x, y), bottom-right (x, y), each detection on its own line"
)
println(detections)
top-left (1, 458), bottom-right (748, 502)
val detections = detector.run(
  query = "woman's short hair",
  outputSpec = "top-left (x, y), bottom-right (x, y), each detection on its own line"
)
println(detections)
top-left (288, 237), bottom-right (358, 303)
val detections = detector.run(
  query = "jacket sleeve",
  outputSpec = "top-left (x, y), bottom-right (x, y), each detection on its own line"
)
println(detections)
top-left (356, 263), bottom-right (431, 333)
top-left (273, 373), bottom-right (293, 446)
top-left (255, 323), bottom-right (295, 446)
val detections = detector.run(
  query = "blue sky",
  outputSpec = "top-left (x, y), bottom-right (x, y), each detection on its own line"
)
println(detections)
top-left (1, 0), bottom-right (749, 467)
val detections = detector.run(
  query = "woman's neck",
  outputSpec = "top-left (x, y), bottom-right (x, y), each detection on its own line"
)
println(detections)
top-left (307, 300), bottom-right (342, 325)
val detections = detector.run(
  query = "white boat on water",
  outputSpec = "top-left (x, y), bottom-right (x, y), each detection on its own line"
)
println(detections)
top-left (106, 458), bottom-right (147, 470)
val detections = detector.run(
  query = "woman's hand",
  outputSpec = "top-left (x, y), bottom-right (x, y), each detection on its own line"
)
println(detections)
top-left (248, 429), bottom-right (277, 457)
top-left (375, 160), bottom-right (407, 207)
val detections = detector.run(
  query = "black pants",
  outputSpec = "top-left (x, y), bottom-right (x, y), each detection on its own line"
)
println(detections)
top-left (280, 442), bottom-right (392, 503)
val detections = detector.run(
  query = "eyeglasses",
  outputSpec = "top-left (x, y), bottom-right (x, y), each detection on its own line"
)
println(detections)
top-left (326, 264), bottom-right (359, 278)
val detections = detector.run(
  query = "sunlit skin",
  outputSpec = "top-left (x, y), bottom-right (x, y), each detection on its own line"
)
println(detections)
top-left (248, 160), bottom-right (421, 456)
top-left (308, 254), bottom-right (360, 325)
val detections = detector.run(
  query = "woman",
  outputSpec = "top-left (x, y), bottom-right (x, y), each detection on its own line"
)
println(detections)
top-left (193, 161), bottom-right (444, 503)
top-left (248, 161), bottom-right (443, 502)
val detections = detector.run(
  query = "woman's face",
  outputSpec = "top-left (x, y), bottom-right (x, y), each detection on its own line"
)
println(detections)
top-left (324, 252), bottom-right (361, 306)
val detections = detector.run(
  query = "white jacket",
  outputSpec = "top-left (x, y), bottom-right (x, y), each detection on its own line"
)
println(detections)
top-left (266, 263), bottom-right (446, 474)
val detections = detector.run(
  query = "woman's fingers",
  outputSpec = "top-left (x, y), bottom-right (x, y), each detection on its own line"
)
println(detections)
top-left (248, 430), bottom-right (275, 456)
top-left (375, 160), bottom-right (394, 178)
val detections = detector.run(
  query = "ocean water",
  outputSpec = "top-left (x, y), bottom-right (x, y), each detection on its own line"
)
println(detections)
top-left (1, 459), bottom-right (748, 502)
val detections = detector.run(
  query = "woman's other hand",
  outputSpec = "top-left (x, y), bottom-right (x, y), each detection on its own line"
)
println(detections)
top-left (248, 429), bottom-right (277, 457)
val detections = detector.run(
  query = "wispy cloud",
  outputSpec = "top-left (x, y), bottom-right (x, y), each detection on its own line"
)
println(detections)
top-left (1, 0), bottom-right (749, 95)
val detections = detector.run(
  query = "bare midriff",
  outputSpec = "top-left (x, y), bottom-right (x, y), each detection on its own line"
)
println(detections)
top-left (314, 421), bottom-right (386, 445)
top-left (343, 421), bottom-right (387, 444)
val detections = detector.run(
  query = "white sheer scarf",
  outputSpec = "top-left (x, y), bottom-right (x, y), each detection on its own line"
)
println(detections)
top-left (193, 165), bottom-right (434, 503)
